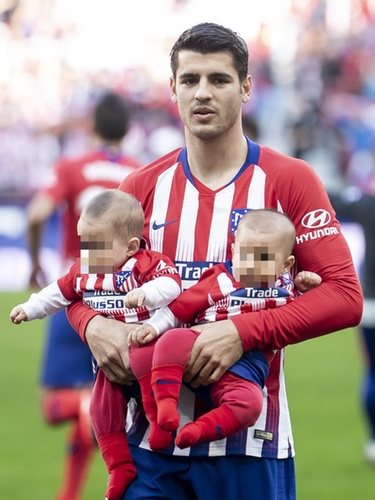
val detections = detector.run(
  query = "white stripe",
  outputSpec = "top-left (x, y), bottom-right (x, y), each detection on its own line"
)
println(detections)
top-left (208, 437), bottom-right (228, 456)
top-left (276, 350), bottom-right (294, 458)
top-left (247, 164), bottom-right (266, 208)
top-left (102, 274), bottom-right (114, 290)
top-left (76, 276), bottom-right (82, 292)
top-left (135, 386), bottom-right (196, 456)
top-left (244, 385), bottom-right (269, 458)
top-left (150, 163), bottom-right (179, 252)
top-left (217, 272), bottom-right (236, 295)
top-left (86, 275), bottom-right (97, 289)
top-left (176, 182), bottom-right (199, 261)
top-left (123, 258), bottom-right (136, 271)
top-left (173, 388), bottom-right (203, 456)
top-left (206, 185), bottom-right (235, 262)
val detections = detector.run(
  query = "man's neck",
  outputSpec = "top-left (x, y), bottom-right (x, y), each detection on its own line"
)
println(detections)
top-left (185, 132), bottom-right (248, 190)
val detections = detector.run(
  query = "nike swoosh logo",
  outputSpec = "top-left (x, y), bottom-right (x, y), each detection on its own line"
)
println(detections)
top-left (152, 219), bottom-right (178, 230)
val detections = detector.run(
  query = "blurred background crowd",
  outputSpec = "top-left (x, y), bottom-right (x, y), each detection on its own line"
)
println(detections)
top-left (1, 0), bottom-right (375, 287)
top-left (2, 2), bottom-right (375, 498)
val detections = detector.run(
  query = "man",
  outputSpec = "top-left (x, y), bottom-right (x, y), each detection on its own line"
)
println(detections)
top-left (328, 186), bottom-right (375, 464)
top-left (67, 23), bottom-right (363, 500)
top-left (27, 91), bottom-right (140, 500)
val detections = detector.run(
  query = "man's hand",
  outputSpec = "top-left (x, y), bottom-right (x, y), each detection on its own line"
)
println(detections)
top-left (85, 315), bottom-right (136, 385)
top-left (184, 320), bottom-right (243, 387)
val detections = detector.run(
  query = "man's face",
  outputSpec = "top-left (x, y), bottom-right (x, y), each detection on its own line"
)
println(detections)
top-left (77, 215), bottom-right (115, 274)
top-left (171, 50), bottom-right (251, 141)
top-left (232, 231), bottom-right (285, 288)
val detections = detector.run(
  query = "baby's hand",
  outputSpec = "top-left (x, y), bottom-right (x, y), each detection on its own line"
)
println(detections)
top-left (128, 324), bottom-right (157, 346)
top-left (125, 289), bottom-right (146, 308)
top-left (294, 271), bottom-right (322, 293)
top-left (10, 306), bottom-right (28, 324)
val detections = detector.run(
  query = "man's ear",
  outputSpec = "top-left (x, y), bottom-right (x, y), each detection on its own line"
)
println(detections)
top-left (241, 75), bottom-right (253, 103)
top-left (170, 77), bottom-right (177, 102)
top-left (127, 237), bottom-right (140, 256)
top-left (283, 255), bottom-right (295, 273)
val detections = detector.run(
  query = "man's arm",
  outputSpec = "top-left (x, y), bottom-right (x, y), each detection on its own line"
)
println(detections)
top-left (27, 192), bottom-right (57, 288)
top-left (185, 157), bottom-right (363, 386)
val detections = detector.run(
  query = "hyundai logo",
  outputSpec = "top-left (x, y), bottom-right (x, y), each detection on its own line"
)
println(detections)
top-left (301, 209), bottom-right (331, 228)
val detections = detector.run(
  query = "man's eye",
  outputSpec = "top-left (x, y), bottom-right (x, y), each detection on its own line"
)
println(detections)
top-left (181, 77), bottom-right (196, 86)
top-left (213, 77), bottom-right (228, 85)
top-left (260, 253), bottom-right (269, 261)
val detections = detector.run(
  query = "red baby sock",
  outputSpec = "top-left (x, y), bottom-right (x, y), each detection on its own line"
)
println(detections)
top-left (98, 432), bottom-right (137, 500)
top-left (151, 364), bottom-right (184, 431)
top-left (175, 405), bottom-right (241, 448)
top-left (138, 373), bottom-right (173, 451)
top-left (175, 374), bottom-right (264, 449)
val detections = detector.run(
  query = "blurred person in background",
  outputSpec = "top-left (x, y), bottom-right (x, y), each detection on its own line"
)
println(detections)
top-left (67, 23), bottom-right (362, 500)
top-left (26, 90), bottom-right (140, 500)
top-left (328, 169), bottom-right (375, 465)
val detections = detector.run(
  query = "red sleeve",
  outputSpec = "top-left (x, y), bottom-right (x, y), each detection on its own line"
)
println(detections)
top-left (232, 149), bottom-right (363, 352)
top-left (66, 300), bottom-right (99, 344)
top-left (59, 260), bottom-right (97, 343)
top-left (56, 260), bottom-right (81, 301)
top-left (169, 265), bottom-right (223, 323)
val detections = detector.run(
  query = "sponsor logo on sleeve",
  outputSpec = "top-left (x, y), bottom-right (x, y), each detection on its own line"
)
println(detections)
top-left (296, 209), bottom-right (338, 244)
top-left (155, 259), bottom-right (179, 275)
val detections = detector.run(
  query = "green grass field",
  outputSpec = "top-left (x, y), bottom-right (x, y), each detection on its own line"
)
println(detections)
top-left (1, 291), bottom-right (374, 499)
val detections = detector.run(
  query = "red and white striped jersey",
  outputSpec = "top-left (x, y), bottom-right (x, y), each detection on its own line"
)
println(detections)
top-left (21, 249), bottom-right (181, 324)
top-left (40, 148), bottom-right (140, 264)
top-left (117, 138), bottom-right (362, 459)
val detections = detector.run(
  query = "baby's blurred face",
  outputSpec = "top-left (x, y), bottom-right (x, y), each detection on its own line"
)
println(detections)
top-left (232, 230), bottom-right (285, 288)
top-left (77, 214), bottom-right (115, 274)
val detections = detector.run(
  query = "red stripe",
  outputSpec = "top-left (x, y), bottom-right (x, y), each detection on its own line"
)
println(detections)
top-left (264, 351), bottom-right (281, 437)
top-left (162, 166), bottom-right (187, 257)
top-left (194, 192), bottom-right (215, 261)
top-left (95, 275), bottom-right (104, 290)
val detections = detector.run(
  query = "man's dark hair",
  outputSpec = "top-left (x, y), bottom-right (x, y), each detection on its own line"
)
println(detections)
top-left (170, 22), bottom-right (249, 82)
top-left (93, 92), bottom-right (131, 142)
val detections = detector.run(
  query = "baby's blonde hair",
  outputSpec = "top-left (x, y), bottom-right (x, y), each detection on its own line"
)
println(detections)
top-left (82, 189), bottom-right (144, 242)
top-left (237, 209), bottom-right (296, 255)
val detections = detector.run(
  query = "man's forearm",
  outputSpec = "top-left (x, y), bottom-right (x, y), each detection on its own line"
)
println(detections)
top-left (66, 300), bottom-right (99, 343)
top-left (232, 277), bottom-right (363, 352)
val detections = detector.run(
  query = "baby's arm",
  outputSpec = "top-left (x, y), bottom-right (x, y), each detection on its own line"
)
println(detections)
top-left (294, 271), bottom-right (322, 293)
top-left (124, 288), bottom-right (146, 308)
top-left (9, 281), bottom-right (72, 324)
top-left (128, 306), bottom-right (180, 346)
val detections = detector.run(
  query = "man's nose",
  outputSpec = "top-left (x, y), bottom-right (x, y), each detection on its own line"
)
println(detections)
top-left (195, 80), bottom-right (212, 100)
